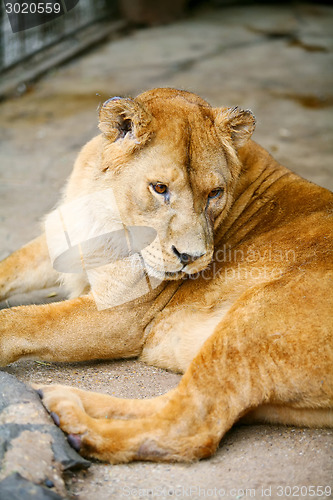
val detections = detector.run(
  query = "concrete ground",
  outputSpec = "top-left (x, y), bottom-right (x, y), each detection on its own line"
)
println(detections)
top-left (1, 3), bottom-right (333, 499)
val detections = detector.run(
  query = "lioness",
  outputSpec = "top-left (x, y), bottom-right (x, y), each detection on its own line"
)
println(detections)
top-left (0, 88), bottom-right (332, 464)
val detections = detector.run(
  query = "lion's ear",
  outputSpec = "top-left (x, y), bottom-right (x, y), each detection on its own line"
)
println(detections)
top-left (214, 106), bottom-right (256, 149)
top-left (98, 96), bottom-right (152, 147)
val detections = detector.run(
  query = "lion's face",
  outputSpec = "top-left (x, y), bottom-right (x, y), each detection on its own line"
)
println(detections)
top-left (67, 89), bottom-right (255, 280)
top-left (108, 132), bottom-right (228, 279)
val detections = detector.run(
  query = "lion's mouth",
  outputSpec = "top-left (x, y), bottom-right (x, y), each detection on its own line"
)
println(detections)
top-left (144, 263), bottom-right (210, 282)
top-left (143, 261), bottom-right (184, 281)
top-left (142, 250), bottom-right (213, 281)
top-left (164, 270), bottom-right (185, 280)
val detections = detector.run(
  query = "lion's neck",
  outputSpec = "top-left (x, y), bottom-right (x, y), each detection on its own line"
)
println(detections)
top-left (215, 141), bottom-right (292, 248)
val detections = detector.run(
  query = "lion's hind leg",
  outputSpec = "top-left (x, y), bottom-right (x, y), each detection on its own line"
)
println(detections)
top-left (35, 313), bottom-right (275, 463)
top-left (37, 376), bottom-right (224, 464)
top-left (242, 404), bottom-right (333, 427)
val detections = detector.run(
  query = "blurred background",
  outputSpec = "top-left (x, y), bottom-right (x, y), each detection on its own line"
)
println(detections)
top-left (1, 0), bottom-right (332, 95)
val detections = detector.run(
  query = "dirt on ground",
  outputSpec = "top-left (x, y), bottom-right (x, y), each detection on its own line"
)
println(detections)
top-left (0, 3), bottom-right (332, 499)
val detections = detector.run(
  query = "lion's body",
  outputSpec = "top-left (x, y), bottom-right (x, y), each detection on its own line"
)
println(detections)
top-left (0, 89), bottom-right (332, 463)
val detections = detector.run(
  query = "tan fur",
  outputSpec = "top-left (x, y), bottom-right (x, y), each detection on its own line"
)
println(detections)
top-left (0, 88), bottom-right (332, 464)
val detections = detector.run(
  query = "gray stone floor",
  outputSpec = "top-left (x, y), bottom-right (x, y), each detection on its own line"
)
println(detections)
top-left (0, 3), bottom-right (332, 499)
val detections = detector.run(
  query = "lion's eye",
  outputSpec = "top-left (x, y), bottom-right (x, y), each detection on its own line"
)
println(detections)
top-left (152, 183), bottom-right (168, 195)
top-left (208, 188), bottom-right (223, 200)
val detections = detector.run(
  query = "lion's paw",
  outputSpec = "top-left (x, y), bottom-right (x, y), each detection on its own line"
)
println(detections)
top-left (34, 384), bottom-right (94, 454)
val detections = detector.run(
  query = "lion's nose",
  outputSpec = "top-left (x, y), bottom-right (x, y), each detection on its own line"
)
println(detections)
top-left (172, 246), bottom-right (204, 266)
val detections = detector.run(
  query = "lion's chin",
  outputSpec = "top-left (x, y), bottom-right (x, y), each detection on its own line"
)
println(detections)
top-left (146, 268), bottom-right (185, 281)
top-left (164, 270), bottom-right (186, 281)
top-left (144, 260), bottom-right (211, 281)
top-left (143, 262), bottom-right (184, 281)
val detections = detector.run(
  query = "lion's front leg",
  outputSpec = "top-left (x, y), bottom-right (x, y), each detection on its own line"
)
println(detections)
top-left (0, 234), bottom-right (60, 301)
top-left (0, 295), bottom-right (145, 366)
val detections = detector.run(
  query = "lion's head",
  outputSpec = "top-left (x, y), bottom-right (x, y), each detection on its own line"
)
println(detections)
top-left (64, 88), bottom-right (256, 281)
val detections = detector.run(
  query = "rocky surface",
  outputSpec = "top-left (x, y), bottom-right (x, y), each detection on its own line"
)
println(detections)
top-left (0, 3), bottom-right (332, 499)
top-left (0, 372), bottom-right (90, 499)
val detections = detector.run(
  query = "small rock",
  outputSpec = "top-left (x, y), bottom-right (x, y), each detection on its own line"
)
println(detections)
top-left (0, 372), bottom-right (90, 499)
